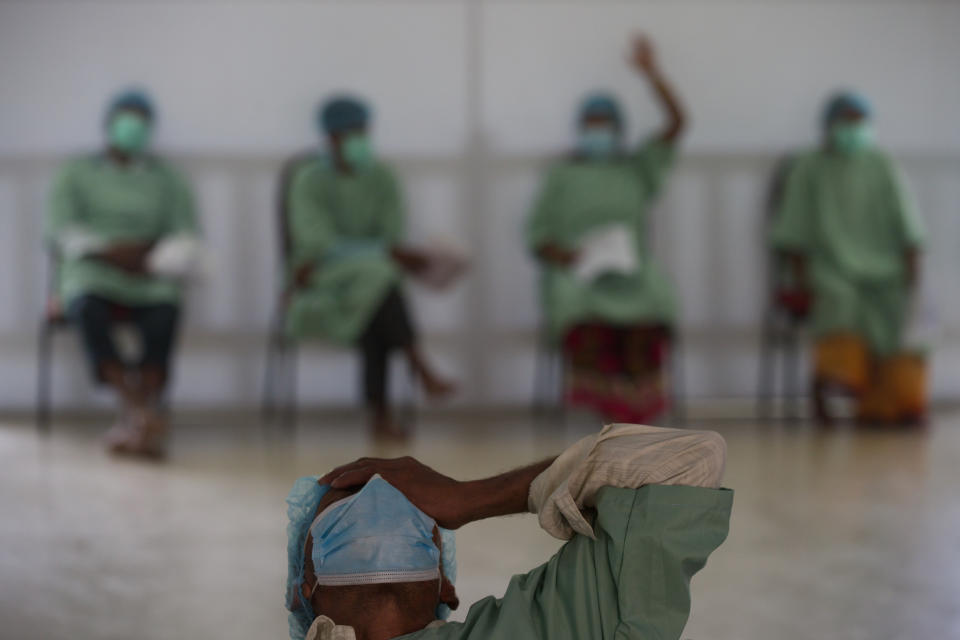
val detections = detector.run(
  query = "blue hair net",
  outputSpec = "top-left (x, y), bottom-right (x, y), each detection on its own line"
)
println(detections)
top-left (105, 88), bottom-right (155, 123)
top-left (578, 91), bottom-right (624, 130)
top-left (822, 91), bottom-right (872, 128)
top-left (285, 476), bottom-right (330, 640)
top-left (318, 95), bottom-right (371, 135)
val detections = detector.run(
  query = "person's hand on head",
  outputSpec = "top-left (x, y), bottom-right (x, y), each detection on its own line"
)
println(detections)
top-left (319, 456), bottom-right (467, 529)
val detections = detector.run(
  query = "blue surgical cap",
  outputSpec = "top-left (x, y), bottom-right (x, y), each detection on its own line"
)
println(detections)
top-left (285, 475), bottom-right (457, 640)
top-left (822, 91), bottom-right (872, 128)
top-left (286, 476), bottom-right (329, 640)
top-left (106, 89), bottom-right (155, 123)
top-left (318, 95), bottom-right (370, 135)
top-left (578, 91), bottom-right (624, 130)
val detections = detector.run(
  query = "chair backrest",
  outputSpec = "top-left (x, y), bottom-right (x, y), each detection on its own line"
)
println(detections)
top-left (763, 153), bottom-right (797, 289)
top-left (764, 154), bottom-right (796, 225)
top-left (762, 153), bottom-right (815, 320)
top-left (274, 150), bottom-right (321, 266)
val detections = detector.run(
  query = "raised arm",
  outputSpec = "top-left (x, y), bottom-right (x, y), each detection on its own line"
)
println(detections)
top-left (631, 35), bottom-right (687, 145)
top-left (319, 455), bottom-right (555, 530)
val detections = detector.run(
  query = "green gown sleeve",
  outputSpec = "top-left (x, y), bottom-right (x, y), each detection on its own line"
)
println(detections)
top-left (593, 485), bottom-right (733, 638)
top-left (377, 168), bottom-right (405, 247)
top-left (770, 157), bottom-right (815, 253)
top-left (408, 485), bottom-right (732, 640)
top-left (630, 138), bottom-right (678, 200)
top-left (884, 161), bottom-right (925, 249)
top-left (159, 163), bottom-right (199, 236)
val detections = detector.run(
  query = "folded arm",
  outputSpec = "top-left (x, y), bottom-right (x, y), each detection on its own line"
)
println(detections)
top-left (319, 424), bottom-right (725, 536)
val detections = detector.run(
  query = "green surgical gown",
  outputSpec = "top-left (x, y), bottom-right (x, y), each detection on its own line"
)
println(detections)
top-left (770, 149), bottom-right (925, 356)
top-left (285, 158), bottom-right (404, 345)
top-left (401, 484), bottom-right (733, 640)
top-left (45, 154), bottom-right (198, 306)
top-left (526, 140), bottom-right (678, 339)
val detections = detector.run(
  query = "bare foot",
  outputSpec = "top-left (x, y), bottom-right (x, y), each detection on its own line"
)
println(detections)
top-left (404, 347), bottom-right (458, 400)
top-left (420, 374), bottom-right (457, 400)
top-left (108, 408), bottom-right (168, 460)
top-left (104, 409), bottom-right (136, 454)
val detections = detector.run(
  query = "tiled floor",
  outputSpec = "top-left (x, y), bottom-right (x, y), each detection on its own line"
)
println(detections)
top-left (1, 409), bottom-right (958, 640)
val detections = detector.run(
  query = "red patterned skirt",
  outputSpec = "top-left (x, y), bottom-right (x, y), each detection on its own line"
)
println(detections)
top-left (563, 323), bottom-right (670, 423)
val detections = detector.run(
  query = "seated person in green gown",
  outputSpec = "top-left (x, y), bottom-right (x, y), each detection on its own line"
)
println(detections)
top-left (44, 89), bottom-right (201, 458)
top-left (285, 95), bottom-right (455, 437)
top-left (526, 35), bottom-right (686, 424)
top-left (770, 91), bottom-right (927, 425)
top-left (285, 423), bottom-right (732, 640)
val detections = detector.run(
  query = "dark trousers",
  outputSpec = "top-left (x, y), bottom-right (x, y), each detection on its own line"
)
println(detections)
top-left (67, 294), bottom-right (181, 388)
top-left (358, 287), bottom-right (416, 408)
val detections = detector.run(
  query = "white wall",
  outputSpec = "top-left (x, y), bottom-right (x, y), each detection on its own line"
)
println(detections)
top-left (1, 1), bottom-right (958, 155)
top-left (0, 0), bottom-right (958, 410)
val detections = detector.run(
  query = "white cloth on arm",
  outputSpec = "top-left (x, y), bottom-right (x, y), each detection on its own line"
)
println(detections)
top-left (527, 423), bottom-right (727, 541)
top-left (56, 226), bottom-right (108, 259)
top-left (146, 233), bottom-right (205, 279)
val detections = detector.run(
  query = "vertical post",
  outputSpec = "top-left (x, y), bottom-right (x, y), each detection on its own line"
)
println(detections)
top-left (460, 0), bottom-right (491, 405)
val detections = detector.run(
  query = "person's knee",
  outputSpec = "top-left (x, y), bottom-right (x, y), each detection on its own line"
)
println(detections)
top-left (144, 305), bottom-right (180, 334)
top-left (68, 295), bottom-right (109, 327)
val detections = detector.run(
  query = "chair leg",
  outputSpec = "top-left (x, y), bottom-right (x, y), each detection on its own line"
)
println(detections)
top-left (554, 348), bottom-right (567, 420)
top-left (532, 336), bottom-right (550, 415)
top-left (669, 336), bottom-right (686, 426)
top-left (35, 325), bottom-right (53, 436)
top-left (757, 310), bottom-right (778, 421)
top-left (282, 344), bottom-right (298, 431)
top-left (261, 329), bottom-right (284, 422)
top-left (398, 358), bottom-right (418, 430)
top-left (783, 325), bottom-right (800, 421)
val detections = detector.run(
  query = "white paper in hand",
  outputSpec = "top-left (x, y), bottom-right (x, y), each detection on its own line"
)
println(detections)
top-left (411, 237), bottom-right (469, 291)
top-left (147, 234), bottom-right (207, 281)
top-left (573, 224), bottom-right (639, 283)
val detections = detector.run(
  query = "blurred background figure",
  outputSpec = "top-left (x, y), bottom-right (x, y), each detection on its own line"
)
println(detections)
top-left (44, 89), bottom-right (202, 458)
top-left (526, 35), bottom-right (685, 424)
top-left (770, 91), bottom-right (927, 425)
top-left (284, 95), bottom-right (457, 439)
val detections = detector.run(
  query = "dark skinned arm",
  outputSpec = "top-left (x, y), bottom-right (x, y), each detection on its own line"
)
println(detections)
top-left (630, 35), bottom-right (687, 144)
top-left (319, 455), bottom-right (556, 530)
top-left (91, 240), bottom-right (155, 274)
top-left (905, 248), bottom-right (920, 290)
top-left (536, 244), bottom-right (578, 267)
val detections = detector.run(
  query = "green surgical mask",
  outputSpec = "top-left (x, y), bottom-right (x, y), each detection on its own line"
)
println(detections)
top-left (831, 122), bottom-right (874, 154)
top-left (342, 133), bottom-right (374, 170)
top-left (108, 112), bottom-right (151, 154)
top-left (578, 126), bottom-right (618, 160)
